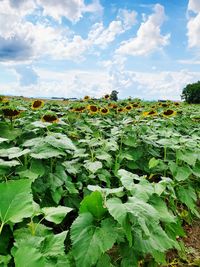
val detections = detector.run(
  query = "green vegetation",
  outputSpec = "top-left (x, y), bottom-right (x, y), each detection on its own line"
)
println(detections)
top-left (182, 81), bottom-right (200, 104)
top-left (0, 96), bottom-right (199, 266)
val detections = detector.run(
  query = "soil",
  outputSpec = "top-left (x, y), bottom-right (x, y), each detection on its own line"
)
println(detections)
top-left (165, 220), bottom-right (200, 267)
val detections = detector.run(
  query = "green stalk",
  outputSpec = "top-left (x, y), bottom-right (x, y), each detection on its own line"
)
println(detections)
top-left (164, 146), bottom-right (167, 177)
top-left (0, 222), bottom-right (4, 235)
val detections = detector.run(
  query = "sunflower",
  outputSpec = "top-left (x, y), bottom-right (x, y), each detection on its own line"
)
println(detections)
top-left (117, 107), bottom-right (124, 113)
top-left (31, 100), bottom-right (44, 110)
top-left (162, 109), bottom-right (176, 117)
top-left (87, 105), bottom-right (98, 114)
top-left (173, 102), bottom-right (180, 106)
top-left (41, 112), bottom-right (59, 123)
top-left (142, 110), bottom-right (157, 117)
top-left (2, 108), bottom-right (20, 118)
top-left (125, 105), bottom-right (132, 111)
top-left (104, 94), bottom-right (110, 100)
top-left (100, 107), bottom-right (109, 115)
top-left (131, 103), bottom-right (140, 108)
top-left (83, 95), bottom-right (90, 101)
top-left (0, 96), bottom-right (9, 103)
top-left (74, 106), bottom-right (86, 112)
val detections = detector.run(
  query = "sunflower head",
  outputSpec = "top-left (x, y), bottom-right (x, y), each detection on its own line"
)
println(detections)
top-left (74, 106), bottom-right (86, 112)
top-left (83, 95), bottom-right (90, 101)
top-left (125, 105), bottom-right (132, 111)
top-left (41, 112), bottom-right (59, 123)
top-left (117, 107), bottom-right (124, 113)
top-left (2, 106), bottom-right (20, 118)
top-left (31, 100), bottom-right (44, 110)
top-left (162, 109), bottom-right (176, 117)
top-left (100, 107), bottom-right (109, 115)
top-left (104, 94), bottom-right (110, 100)
top-left (88, 105), bottom-right (98, 113)
top-left (142, 110), bottom-right (157, 117)
top-left (174, 102), bottom-right (180, 106)
top-left (132, 103), bottom-right (140, 108)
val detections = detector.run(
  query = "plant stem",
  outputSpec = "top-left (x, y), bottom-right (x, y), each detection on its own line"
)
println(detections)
top-left (0, 222), bottom-right (4, 235)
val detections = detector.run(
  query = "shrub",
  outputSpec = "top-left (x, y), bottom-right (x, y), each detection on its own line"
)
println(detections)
top-left (181, 81), bottom-right (200, 103)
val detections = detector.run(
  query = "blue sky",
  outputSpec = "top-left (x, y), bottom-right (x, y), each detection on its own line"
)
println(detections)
top-left (0, 0), bottom-right (200, 100)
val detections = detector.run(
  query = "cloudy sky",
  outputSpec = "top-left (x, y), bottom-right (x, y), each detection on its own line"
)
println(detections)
top-left (0, 0), bottom-right (200, 100)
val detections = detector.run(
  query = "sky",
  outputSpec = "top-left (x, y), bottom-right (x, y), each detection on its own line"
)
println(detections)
top-left (0, 0), bottom-right (200, 100)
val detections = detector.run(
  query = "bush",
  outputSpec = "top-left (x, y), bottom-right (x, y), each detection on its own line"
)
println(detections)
top-left (181, 81), bottom-right (200, 103)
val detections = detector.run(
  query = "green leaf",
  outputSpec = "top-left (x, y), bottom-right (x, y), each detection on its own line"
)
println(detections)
top-left (175, 165), bottom-right (192, 181)
top-left (84, 161), bottom-right (102, 173)
top-left (0, 159), bottom-right (20, 167)
top-left (0, 137), bottom-right (8, 144)
top-left (176, 186), bottom-right (199, 216)
top-left (45, 133), bottom-right (77, 151)
top-left (17, 170), bottom-right (39, 181)
top-left (80, 191), bottom-right (107, 220)
top-left (0, 179), bottom-right (33, 231)
top-left (149, 157), bottom-right (159, 169)
top-left (176, 150), bottom-right (197, 166)
top-left (41, 206), bottom-right (73, 224)
top-left (42, 231), bottom-right (68, 257)
top-left (118, 169), bottom-right (141, 190)
top-left (149, 196), bottom-right (175, 223)
top-left (13, 244), bottom-right (45, 267)
top-left (0, 255), bottom-right (11, 267)
top-left (71, 213), bottom-right (117, 267)
top-left (30, 144), bottom-right (65, 159)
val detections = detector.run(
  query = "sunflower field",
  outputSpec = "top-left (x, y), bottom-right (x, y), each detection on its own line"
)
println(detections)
top-left (0, 95), bottom-right (199, 267)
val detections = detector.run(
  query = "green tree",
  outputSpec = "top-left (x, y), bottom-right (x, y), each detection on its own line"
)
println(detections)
top-left (110, 90), bottom-right (118, 101)
top-left (181, 81), bottom-right (200, 103)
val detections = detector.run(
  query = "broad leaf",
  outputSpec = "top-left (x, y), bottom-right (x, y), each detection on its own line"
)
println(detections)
top-left (41, 206), bottom-right (73, 224)
top-left (0, 179), bottom-right (33, 231)
top-left (71, 213), bottom-right (117, 267)
top-left (80, 191), bottom-right (107, 220)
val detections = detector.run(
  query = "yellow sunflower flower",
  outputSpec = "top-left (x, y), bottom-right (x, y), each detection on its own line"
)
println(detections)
top-left (2, 108), bottom-right (20, 119)
top-left (41, 113), bottom-right (59, 123)
top-left (87, 105), bottom-right (98, 114)
top-left (83, 95), bottom-right (90, 101)
top-left (103, 94), bottom-right (110, 100)
top-left (142, 110), bottom-right (157, 117)
top-left (162, 109), bottom-right (177, 117)
top-left (125, 105), bottom-right (132, 111)
top-left (31, 100), bottom-right (44, 110)
top-left (117, 107), bottom-right (124, 113)
top-left (100, 107), bottom-right (109, 115)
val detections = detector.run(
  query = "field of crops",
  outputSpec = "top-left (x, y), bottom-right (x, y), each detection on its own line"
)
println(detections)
top-left (0, 96), bottom-right (199, 267)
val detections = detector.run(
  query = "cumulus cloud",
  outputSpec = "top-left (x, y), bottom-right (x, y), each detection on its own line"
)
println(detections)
top-left (188, 0), bottom-right (200, 13)
top-left (187, 0), bottom-right (200, 48)
top-left (116, 4), bottom-right (170, 56)
top-left (37, 0), bottom-right (103, 23)
top-left (117, 9), bottom-right (137, 30)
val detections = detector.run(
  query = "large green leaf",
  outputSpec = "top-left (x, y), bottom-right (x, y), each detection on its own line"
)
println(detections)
top-left (13, 244), bottom-right (45, 267)
top-left (118, 169), bottom-right (141, 190)
top-left (80, 191), bottom-right (107, 220)
top-left (71, 213), bottom-right (117, 267)
top-left (0, 179), bottom-right (33, 232)
top-left (41, 206), bottom-right (73, 224)
top-left (84, 160), bottom-right (102, 173)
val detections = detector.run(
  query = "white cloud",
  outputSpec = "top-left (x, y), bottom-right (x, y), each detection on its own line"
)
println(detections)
top-left (117, 9), bottom-right (137, 30)
top-left (187, 0), bottom-right (200, 48)
top-left (188, 0), bottom-right (200, 13)
top-left (37, 0), bottom-right (103, 23)
top-left (116, 4), bottom-right (170, 56)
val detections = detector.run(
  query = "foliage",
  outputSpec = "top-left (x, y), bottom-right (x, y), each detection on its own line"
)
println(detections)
top-left (182, 81), bottom-right (200, 103)
top-left (0, 96), bottom-right (199, 266)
